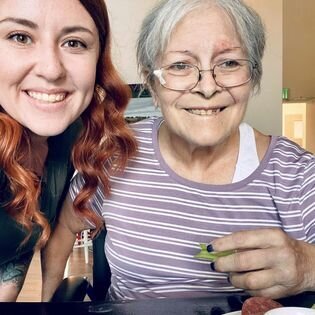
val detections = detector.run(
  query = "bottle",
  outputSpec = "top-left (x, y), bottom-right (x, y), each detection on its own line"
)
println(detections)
top-left (282, 88), bottom-right (289, 100)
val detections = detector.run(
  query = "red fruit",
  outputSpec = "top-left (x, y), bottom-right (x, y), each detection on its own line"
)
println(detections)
top-left (242, 296), bottom-right (283, 315)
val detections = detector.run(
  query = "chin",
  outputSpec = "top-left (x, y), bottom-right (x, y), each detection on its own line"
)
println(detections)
top-left (28, 125), bottom-right (69, 138)
top-left (27, 116), bottom-right (78, 137)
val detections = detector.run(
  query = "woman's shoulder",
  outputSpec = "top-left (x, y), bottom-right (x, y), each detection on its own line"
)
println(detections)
top-left (252, 124), bottom-right (315, 166)
top-left (246, 128), bottom-right (315, 183)
top-left (262, 135), bottom-right (315, 177)
top-left (273, 136), bottom-right (315, 162)
top-left (129, 116), bottom-right (162, 137)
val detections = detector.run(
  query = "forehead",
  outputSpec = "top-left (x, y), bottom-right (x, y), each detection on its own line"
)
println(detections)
top-left (0, 0), bottom-right (97, 31)
top-left (164, 5), bottom-right (241, 54)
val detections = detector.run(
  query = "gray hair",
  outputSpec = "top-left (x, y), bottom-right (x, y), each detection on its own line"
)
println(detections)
top-left (136, 0), bottom-right (265, 93)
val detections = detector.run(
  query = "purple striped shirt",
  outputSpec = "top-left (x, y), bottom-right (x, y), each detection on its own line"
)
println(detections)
top-left (70, 117), bottom-right (315, 301)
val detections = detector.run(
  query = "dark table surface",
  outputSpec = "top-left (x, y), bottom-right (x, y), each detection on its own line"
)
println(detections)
top-left (1, 292), bottom-right (315, 315)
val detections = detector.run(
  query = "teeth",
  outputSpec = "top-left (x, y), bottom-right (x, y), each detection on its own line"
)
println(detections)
top-left (188, 108), bottom-right (221, 116)
top-left (27, 91), bottom-right (66, 103)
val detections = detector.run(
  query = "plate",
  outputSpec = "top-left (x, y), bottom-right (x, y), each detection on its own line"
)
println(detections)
top-left (223, 307), bottom-right (315, 315)
top-left (265, 307), bottom-right (315, 314)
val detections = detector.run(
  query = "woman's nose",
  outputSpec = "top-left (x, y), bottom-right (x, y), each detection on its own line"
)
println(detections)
top-left (192, 69), bottom-right (221, 98)
top-left (33, 45), bottom-right (66, 82)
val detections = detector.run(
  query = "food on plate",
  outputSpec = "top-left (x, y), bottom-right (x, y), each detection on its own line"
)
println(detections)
top-left (241, 297), bottom-right (283, 315)
top-left (194, 243), bottom-right (234, 261)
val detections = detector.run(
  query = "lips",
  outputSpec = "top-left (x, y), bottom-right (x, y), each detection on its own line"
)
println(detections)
top-left (26, 91), bottom-right (67, 103)
top-left (186, 107), bottom-right (226, 116)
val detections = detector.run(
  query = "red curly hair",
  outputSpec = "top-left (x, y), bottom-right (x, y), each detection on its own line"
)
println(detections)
top-left (0, 113), bottom-right (49, 248)
top-left (74, 0), bottom-right (137, 234)
top-left (0, 0), bottom-right (137, 248)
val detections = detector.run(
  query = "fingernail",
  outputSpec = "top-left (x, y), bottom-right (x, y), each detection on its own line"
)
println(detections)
top-left (207, 244), bottom-right (213, 252)
top-left (210, 262), bottom-right (216, 271)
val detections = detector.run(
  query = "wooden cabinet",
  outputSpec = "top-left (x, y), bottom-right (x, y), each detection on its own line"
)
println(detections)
top-left (282, 98), bottom-right (315, 154)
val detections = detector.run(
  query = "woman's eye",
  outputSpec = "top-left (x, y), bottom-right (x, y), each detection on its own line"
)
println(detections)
top-left (8, 33), bottom-right (32, 45)
top-left (63, 40), bottom-right (87, 49)
top-left (220, 59), bottom-right (240, 68)
top-left (168, 63), bottom-right (191, 71)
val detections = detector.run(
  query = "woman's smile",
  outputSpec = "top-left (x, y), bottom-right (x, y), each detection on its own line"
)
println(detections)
top-left (185, 106), bottom-right (227, 116)
top-left (26, 90), bottom-right (67, 103)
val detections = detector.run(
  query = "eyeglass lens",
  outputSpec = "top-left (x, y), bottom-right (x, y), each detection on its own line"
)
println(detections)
top-left (158, 60), bottom-right (253, 91)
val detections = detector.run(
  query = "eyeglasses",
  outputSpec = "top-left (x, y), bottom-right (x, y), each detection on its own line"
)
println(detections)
top-left (153, 59), bottom-right (256, 91)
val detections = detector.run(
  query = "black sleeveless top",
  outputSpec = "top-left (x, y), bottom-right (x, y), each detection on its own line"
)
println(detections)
top-left (0, 120), bottom-right (81, 265)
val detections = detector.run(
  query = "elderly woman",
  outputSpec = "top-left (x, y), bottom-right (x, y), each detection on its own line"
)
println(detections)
top-left (42, 0), bottom-right (315, 302)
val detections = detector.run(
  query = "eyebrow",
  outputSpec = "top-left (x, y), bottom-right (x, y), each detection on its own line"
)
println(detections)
top-left (168, 47), bottom-right (242, 55)
top-left (214, 47), bottom-right (243, 54)
top-left (60, 26), bottom-right (95, 37)
top-left (165, 50), bottom-right (198, 60)
top-left (167, 50), bottom-right (195, 56)
top-left (0, 17), bottom-right (94, 36)
top-left (0, 17), bottom-right (38, 29)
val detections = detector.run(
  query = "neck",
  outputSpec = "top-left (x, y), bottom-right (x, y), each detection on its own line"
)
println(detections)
top-left (29, 132), bottom-right (49, 146)
top-left (28, 133), bottom-right (49, 177)
top-left (158, 123), bottom-right (240, 184)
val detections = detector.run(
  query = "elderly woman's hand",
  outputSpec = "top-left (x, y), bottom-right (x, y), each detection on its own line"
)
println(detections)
top-left (210, 228), bottom-right (315, 299)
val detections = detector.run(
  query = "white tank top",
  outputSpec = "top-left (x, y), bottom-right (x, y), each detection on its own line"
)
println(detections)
top-left (232, 122), bottom-right (259, 183)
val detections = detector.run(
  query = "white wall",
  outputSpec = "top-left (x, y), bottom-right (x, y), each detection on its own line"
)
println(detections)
top-left (105, 0), bottom-right (159, 83)
top-left (283, 0), bottom-right (315, 100)
top-left (106, 0), bottom-right (283, 135)
top-left (244, 0), bottom-right (283, 135)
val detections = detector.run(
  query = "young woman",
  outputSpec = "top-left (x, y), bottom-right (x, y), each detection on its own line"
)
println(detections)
top-left (0, 0), bottom-right (136, 301)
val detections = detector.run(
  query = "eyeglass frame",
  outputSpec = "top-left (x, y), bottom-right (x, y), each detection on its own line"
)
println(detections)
top-left (152, 58), bottom-right (257, 91)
